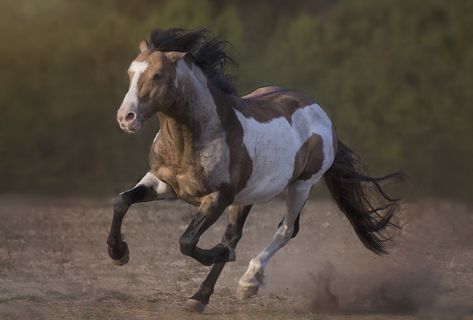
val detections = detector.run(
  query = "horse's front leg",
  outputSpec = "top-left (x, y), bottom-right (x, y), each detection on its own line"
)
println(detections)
top-left (179, 191), bottom-right (234, 266)
top-left (107, 172), bottom-right (175, 265)
top-left (185, 205), bottom-right (252, 312)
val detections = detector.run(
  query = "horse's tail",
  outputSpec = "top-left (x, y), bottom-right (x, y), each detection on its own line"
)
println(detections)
top-left (324, 140), bottom-right (405, 254)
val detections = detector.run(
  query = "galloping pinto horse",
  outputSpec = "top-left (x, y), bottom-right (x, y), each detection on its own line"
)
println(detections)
top-left (107, 28), bottom-right (403, 312)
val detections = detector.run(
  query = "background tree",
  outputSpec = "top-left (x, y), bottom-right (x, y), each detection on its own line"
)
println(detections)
top-left (0, 0), bottom-right (471, 199)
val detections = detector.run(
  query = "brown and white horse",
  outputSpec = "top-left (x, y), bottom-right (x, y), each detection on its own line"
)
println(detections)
top-left (107, 28), bottom-right (403, 312)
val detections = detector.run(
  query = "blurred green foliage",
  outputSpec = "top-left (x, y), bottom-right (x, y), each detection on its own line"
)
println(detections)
top-left (0, 0), bottom-right (471, 199)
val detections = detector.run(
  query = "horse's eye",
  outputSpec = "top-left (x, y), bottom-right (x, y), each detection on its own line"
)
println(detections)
top-left (153, 73), bottom-right (163, 82)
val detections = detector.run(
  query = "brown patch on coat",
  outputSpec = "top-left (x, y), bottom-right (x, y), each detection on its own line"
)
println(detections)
top-left (235, 87), bottom-right (314, 124)
top-left (242, 86), bottom-right (289, 99)
top-left (149, 107), bottom-right (208, 205)
top-left (208, 84), bottom-right (253, 193)
top-left (291, 134), bottom-right (325, 181)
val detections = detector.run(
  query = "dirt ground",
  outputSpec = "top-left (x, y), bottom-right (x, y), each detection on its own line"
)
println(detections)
top-left (1, 195), bottom-right (472, 320)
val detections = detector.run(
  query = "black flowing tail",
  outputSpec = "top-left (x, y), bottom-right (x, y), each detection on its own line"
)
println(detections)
top-left (324, 140), bottom-right (405, 254)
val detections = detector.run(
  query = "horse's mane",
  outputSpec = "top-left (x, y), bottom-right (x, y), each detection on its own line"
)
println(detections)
top-left (149, 28), bottom-right (237, 94)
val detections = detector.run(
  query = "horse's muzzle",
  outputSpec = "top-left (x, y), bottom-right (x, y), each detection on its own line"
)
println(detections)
top-left (117, 108), bottom-right (141, 133)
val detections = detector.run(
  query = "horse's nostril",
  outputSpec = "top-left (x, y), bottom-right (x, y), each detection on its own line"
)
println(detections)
top-left (125, 112), bottom-right (136, 122)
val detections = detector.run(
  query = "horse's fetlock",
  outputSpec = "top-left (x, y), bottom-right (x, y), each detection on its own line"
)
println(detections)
top-left (107, 235), bottom-right (118, 247)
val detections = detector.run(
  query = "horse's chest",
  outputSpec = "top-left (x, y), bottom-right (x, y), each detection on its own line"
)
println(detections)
top-left (150, 136), bottom-right (231, 202)
top-left (153, 165), bottom-right (207, 203)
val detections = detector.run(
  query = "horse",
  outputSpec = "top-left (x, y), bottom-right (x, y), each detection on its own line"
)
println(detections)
top-left (107, 28), bottom-right (404, 313)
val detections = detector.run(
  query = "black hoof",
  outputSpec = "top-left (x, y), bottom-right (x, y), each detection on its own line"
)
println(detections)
top-left (184, 298), bottom-right (206, 313)
top-left (108, 240), bottom-right (129, 266)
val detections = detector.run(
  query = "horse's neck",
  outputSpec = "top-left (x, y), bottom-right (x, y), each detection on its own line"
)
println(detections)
top-left (157, 62), bottom-right (236, 149)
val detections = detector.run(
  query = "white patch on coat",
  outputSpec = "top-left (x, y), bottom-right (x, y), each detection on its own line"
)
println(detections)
top-left (233, 103), bottom-right (335, 205)
top-left (122, 61), bottom-right (148, 107)
top-left (174, 60), bottom-right (231, 185)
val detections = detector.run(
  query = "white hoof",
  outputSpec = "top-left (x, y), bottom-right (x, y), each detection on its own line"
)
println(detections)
top-left (184, 298), bottom-right (206, 313)
top-left (236, 284), bottom-right (259, 300)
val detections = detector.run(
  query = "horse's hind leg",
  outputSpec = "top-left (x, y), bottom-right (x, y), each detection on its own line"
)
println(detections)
top-left (185, 205), bottom-right (252, 313)
top-left (237, 178), bottom-right (315, 299)
top-left (277, 213), bottom-right (301, 238)
top-left (107, 172), bottom-right (175, 265)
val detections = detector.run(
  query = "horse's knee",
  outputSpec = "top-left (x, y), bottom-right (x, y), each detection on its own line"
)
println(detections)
top-left (277, 214), bottom-right (300, 238)
top-left (113, 194), bottom-right (129, 214)
top-left (179, 235), bottom-right (196, 256)
top-left (276, 224), bottom-right (294, 240)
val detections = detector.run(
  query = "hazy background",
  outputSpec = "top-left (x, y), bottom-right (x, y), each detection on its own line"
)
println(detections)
top-left (1, 0), bottom-right (472, 199)
top-left (1, 2), bottom-right (472, 318)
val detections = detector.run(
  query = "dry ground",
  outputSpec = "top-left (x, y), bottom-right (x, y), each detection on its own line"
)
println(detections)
top-left (0, 195), bottom-right (472, 320)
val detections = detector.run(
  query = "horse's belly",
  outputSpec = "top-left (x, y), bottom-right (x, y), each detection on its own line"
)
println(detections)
top-left (234, 156), bottom-right (292, 205)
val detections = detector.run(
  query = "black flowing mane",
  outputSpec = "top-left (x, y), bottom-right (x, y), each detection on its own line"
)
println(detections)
top-left (149, 28), bottom-right (237, 94)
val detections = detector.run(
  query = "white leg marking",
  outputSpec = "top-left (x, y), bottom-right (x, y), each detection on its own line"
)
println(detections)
top-left (239, 177), bottom-right (317, 290)
top-left (136, 172), bottom-right (175, 200)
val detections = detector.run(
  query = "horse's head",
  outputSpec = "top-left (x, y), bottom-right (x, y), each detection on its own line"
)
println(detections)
top-left (117, 40), bottom-right (185, 133)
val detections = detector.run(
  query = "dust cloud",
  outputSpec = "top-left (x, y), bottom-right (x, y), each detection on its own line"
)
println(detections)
top-left (262, 199), bottom-right (473, 318)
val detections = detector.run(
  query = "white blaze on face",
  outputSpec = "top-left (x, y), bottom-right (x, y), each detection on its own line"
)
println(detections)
top-left (122, 61), bottom-right (149, 107)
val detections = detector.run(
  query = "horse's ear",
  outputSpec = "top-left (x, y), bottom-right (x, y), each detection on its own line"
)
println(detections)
top-left (139, 40), bottom-right (149, 53)
top-left (165, 51), bottom-right (188, 63)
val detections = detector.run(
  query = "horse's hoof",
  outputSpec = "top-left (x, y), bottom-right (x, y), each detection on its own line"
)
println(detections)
top-left (109, 241), bottom-right (129, 266)
top-left (236, 284), bottom-right (258, 300)
top-left (184, 298), bottom-right (206, 313)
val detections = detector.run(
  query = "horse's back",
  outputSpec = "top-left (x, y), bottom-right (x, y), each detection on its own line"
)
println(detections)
top-left (240, 86), bottom-right (314, 116)
top-left (242, 86), bottom-right (289, 99)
